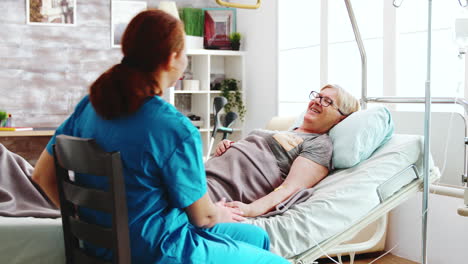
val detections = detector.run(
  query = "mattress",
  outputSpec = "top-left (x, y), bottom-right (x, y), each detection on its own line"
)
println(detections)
top-left (0, 134), bottom-right (436, 263)
top-left (0, 216), bottom-right (63, 264)
top-left (245, 134), bottom-right (438, 258)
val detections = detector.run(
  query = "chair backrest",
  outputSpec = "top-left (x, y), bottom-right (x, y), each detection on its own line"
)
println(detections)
top-left (53, 134), bottom-right (131, 264)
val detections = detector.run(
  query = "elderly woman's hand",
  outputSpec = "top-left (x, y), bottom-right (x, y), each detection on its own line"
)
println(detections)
top-left (214, 139), bottom-right (234, 157)
top-left (215, 198), bottom-right (245, 223)
top-left (225, 201), bottom-right (257, 218)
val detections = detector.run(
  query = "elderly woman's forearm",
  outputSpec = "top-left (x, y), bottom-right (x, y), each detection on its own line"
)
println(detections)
top-left (248, 185), bottom-right (300, 216)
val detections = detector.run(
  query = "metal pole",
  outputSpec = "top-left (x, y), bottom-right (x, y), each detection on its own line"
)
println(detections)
top-left (344, 0), bottom-right (368, 109)
top-left (422, 0), bottom-right (432, 263)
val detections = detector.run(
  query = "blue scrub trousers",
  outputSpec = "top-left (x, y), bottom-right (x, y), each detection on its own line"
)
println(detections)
top-left (206, 223), bottom-right (289, 264)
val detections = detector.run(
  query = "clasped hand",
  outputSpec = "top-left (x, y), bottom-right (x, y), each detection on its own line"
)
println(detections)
top-left (215, 198), bottom-right (245, 222)
top-left (214, 140), bottom-right (234, 157)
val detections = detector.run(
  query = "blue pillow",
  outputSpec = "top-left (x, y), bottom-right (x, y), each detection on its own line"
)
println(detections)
top-left (329, 106), bottom-right (394, 168)
top-left (290, 106), bottom-right (394, 169)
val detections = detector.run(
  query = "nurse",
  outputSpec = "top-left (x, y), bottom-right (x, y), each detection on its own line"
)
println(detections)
top-left (32, 10), bottom-right (288, 264)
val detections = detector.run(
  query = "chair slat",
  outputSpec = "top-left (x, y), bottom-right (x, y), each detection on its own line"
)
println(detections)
top-left (69, 217), bottom-right (113, 249)
top-left (63, 180), bottom-right (112, 213)
top-left (56, 135), bottom-right (112, 176)
top-left (73, 248), bottom-right (112, 264)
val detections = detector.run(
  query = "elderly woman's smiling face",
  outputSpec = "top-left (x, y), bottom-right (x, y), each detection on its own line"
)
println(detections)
top-left (299, 88), bottom-right (346, 134)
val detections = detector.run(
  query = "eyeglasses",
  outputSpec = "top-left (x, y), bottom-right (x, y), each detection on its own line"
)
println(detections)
top-left (309, 91), bottom-right (346, 116)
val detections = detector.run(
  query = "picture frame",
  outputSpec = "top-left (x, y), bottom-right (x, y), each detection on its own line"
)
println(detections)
top-left (203, 8), bottom-right (237, 50)
top-left (26, 0), bottom-right (76, 26)
top-left (111, 0), bottom-right (147, 48)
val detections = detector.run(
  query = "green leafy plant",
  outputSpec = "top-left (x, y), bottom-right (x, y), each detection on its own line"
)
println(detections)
top-left (181, 8), bottom-right (204, 37)
top-left (219, 79), bottom-right (246, 121)
top-left (229, 32), bottom-right (242, 43)
top-left (0, 111), bottom-right (7, 127)
top-left (229, 32), bottom-right (242, 50)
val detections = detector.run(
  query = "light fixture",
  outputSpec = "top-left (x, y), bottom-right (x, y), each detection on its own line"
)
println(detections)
top-left (158, 1), bottom-right (180, 19)
top-left (393, 0), bottom-right (404, 8)
top-left (459, 0), bottom-right (468, 7)
top-left (216, 0), bottom-right (261, 9)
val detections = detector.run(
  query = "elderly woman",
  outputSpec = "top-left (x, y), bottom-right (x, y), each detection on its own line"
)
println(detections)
top-left (206, 84), bottom-right (360, 218)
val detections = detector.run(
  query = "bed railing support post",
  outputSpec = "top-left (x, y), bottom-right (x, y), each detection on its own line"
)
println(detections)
top-left (421, 1), bottom-right (433, 264)
top-left (344, 0), bottom-right (367, 110)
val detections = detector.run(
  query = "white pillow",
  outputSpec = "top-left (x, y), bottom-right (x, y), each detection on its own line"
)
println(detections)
top-left (291, 106), bottom-right (394, 169)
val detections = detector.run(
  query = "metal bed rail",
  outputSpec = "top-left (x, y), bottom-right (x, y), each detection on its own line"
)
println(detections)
top-left (365, 96), bottom-right (468, 116)
top-left (364, 96), bottom-right (468, 186)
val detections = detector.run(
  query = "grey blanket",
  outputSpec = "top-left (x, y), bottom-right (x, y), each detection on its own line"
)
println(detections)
top-left (206, 140), bottom-right (315, 217)
top-left (0, 144), bottom-right (60, 218)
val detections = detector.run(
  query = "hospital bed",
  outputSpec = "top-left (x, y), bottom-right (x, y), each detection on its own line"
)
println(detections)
top-left (0, 111), bottom-right (444, 264)
top-left (242, 115), bottom-right (441, 264)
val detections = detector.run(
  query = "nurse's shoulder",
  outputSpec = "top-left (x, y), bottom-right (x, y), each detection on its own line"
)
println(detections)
top-left (143, 96), bottom-right (198, 140)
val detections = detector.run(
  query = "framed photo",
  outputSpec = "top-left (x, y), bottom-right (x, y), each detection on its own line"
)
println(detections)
top-left (26, 0), bottom-right (76, 26)
top-left (111, 0), bottom-right (147, 48)
top-left (203, 8), bottom-right (237, 50)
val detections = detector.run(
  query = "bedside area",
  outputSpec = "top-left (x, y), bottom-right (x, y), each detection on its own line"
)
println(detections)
top-left (0, 130), bottom-right (55, 166)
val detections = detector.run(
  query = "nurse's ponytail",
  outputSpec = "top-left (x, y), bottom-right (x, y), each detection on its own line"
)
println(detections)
top-left (89, 10), bottom-right (185, 119)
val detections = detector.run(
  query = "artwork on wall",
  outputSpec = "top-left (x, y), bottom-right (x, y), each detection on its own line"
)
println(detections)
top-left (203, 8), bottom-right (237, 50)
top-left (27, 0), bottom-right (76, 26)
top-left (111, 0), bottom-right (147, 48)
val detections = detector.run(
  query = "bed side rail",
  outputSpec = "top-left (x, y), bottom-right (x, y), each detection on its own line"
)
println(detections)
top-left (365, 96), bottom-right (468, 187)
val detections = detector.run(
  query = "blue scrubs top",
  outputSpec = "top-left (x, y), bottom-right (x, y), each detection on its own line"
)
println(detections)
top-left (46, 95), bottom-right (211, 263)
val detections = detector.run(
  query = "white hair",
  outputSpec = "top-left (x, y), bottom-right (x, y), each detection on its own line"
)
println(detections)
top-left (321, 84), bottom-right (360, 115)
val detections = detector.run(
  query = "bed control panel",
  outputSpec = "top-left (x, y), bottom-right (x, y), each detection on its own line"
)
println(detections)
top-left (376, 165), bottom-right (420, 203)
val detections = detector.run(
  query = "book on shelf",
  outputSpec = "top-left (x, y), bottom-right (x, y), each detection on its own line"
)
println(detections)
top-left (0, 127), bottom-right (33, 131)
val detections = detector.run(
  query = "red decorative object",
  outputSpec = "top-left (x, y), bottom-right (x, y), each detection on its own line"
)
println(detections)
top-left (203, 8), bottom-right (236, 50)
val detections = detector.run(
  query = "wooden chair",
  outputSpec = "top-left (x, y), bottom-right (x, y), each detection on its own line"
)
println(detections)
top-left (53, 134), bottom-right (131, 264)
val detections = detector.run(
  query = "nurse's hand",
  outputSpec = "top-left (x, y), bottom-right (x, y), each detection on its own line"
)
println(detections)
top-left (214, 140), bottom-right (234, 157)
top-left (225, 201), bottom-right (255, 218)
top-left (215, 198), bottom-right (245, 222)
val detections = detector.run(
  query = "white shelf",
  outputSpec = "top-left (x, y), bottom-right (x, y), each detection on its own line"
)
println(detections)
top-left (173, 90), bottom-right (243, 94)
top-left (174, 90), bottom-right (210, 93)
top-left (187, 49), bottom-right (245, 56)
top-left (167, 50), bottom-right (246, 158)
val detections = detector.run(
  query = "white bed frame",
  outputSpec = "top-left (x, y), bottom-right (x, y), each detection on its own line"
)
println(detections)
top-left (269, 111), bottom-right (465, 264)
top-left (296, 0), bottom-right (468, 262)
top-left (266, 116), bottom-right (443, 264)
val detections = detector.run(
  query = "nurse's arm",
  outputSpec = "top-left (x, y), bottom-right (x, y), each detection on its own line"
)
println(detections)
top-left (185, 193), bottom-right (244, 228)
top-left (32, 149), bottom-right (60, 208)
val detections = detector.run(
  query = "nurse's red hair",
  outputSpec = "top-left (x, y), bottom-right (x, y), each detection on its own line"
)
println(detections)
top-left (90, 10), bottom-right (185, 119)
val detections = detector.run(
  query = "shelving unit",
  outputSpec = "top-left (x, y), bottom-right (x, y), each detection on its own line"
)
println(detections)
top-left (165, 49), bottom-right (245, 159)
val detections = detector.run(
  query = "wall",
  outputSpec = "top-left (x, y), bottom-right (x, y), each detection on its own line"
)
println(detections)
top-left (0, 0), bottom-right (219, 128)
top-left (386, 193), bottom-right (468, 263)
top-left (0, 0), bottom-right (220, 163)
top-left (236, 0), bottom-right (278, 133)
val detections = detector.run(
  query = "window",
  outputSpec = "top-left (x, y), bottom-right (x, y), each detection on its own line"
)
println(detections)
top-left (278, 0), bottom-right (383, 116)
top-left (278, 0), bottom-right (466, 187)
top-left (395, 0), bottom-right (464, 113)
top-left (52, 0), bottom-right (61, 8)
top-left (278, 0), bottom-right (321, 116)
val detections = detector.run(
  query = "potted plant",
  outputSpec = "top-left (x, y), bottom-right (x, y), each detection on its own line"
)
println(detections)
top-left (229, 32), bottom-right (242, 51)
top-left (219, 78), bottom-right (246, 121)
top-left (0, 111), bottom-right (7, 127)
